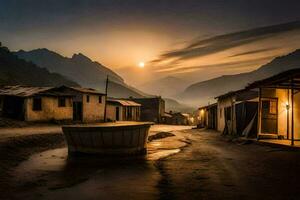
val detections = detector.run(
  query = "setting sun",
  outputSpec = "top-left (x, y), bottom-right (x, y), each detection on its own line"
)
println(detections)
top-left (138, 62), bottom-right (145, 68)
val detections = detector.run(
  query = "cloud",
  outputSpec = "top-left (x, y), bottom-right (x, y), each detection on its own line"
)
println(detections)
top-left (155, 55), bottom-right (275, 74)
top-left (229, 47), bottom-right (278, 58)
top-left (152, 21), bottom-right (300, 63)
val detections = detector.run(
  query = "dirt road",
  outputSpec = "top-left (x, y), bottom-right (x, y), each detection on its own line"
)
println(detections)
top-left (2, 127), bottom-right (300, 200)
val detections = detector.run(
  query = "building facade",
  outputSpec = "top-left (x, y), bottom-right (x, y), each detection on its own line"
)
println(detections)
top-left (198, 103), bottom-right (218, 130)
top-left (215, 89), bottom-right (258, 137)
top-left (246, 69), bottom-right (300, 144)
top-left (106, 99), bottom-right (141, 121)
top-left (129, 97), bottom-right (165, 123)
top-left (0, 85), bottom-right (106, 122)
top-left (0, 86), bottom-right (73, 122)
top-left (57, 86), bottom-right (106, 122)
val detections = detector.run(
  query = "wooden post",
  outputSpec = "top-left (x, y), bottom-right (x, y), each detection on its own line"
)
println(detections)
top-left (291, 78), bottom-right (294, 146)
top-left (257, 87), bottom-right (262, 140)
top-left (287, 89), bottom-right (290, 139)
top-left (104, 75), bottom-right (109, 122)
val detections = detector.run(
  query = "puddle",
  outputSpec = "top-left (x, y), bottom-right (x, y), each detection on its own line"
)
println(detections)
top-left (11, 131), bottom-right (190, 199)
top-left (147, 149), bottom-right (180, 160)
top-left (13, 148), bottom-right (68, 182)
top-left (14, 145), bottom-right (182, 179)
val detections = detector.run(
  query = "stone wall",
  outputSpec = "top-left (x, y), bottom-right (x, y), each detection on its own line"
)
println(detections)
top-left (82, 94), bottom-right (105, 122)
top-left (25, 96), bottom-right (73, 121)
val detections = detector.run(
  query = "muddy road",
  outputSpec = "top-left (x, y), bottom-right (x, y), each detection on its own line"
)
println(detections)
top-left (2, 127), bottom-right (300, 200)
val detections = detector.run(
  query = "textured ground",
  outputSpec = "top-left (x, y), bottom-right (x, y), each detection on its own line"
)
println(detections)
top-left (1, 127), bottom-right (300, 200)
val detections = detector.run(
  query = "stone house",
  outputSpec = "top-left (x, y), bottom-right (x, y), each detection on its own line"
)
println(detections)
top-left (0, 85), bottom-right (73, 121)
top-left (54, 86), bottom-right (106, 122)
top-left (0, 85), bottom-right (106, 122)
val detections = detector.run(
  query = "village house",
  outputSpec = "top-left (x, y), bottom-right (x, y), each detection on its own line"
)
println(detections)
top-left (54, 86), bottom-right (106, 122)
top-left (246, 69), bottom-right (300, 145)
top-left (215, 89), bottom-right (258, 137)
top-left (0, 85), bottom-right (73, 121)
top-left (129, 97), bottom-right (165, 123)
top-left (0, 85), bottom-right (106, 122)
top-left (161, 112), bottom-right (173, 124)
top-left (106, 98), bottom-right (141, 121)
top-left (198, 103), bottom-right (218, 130)
top-left (161, 111), bottom-right (190, 125)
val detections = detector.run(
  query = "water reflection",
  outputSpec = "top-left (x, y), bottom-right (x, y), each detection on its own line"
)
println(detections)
top-left (12, 132), bottom-right (189, 200)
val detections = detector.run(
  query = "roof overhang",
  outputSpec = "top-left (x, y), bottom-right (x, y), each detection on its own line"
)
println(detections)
top-left (246, 68), bottom-right (300, 90)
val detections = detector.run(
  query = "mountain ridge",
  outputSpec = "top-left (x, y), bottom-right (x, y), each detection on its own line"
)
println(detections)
top-left (15, 48), bottom-right (147, 98)
top-left (180, 49), bottom-right (300, 106)
top-left (0, 46), bottom-right (79, 87)
top-left (138, 75), bottom-right (190, 98)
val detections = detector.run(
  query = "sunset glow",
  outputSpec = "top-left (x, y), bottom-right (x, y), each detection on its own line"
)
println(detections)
top-left (138, 62), bottom-right (145, 68)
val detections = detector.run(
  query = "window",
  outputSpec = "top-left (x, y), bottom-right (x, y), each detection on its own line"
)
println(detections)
top-left (269, 100), bottom-right (277, 114)
top-left (98, 96), bottom-right (102, 103)
top-left (86, 95), bottom-right (90, 103)
top-left (262, 100), bottom-right (277, 115)
top-left (58, 97), bottom-right (66, 107)
top-left (33, 97), bottom-right (42, 111)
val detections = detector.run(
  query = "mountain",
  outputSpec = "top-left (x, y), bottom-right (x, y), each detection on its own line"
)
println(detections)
top-left (15, 49), bottom-right (145, 98)
top-left (180, 49), bottom-right (300, 106)
top-left (139, 76), bottom-right (189, 98)
top-left (164, 98), bottom-right (195, 113)
top-left (0, 45), bottom-right (79, 87)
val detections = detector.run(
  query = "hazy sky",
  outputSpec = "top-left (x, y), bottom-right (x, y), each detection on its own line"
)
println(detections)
top-left (1, 0), bottom-right (300, 86)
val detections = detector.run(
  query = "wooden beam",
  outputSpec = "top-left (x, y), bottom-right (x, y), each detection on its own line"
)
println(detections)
top-left (291, 77), bottom-right (295, 146)
top-left (287, 89), bottom-right (290, 140)
top-left (257, 87), bottom-right (261, 140)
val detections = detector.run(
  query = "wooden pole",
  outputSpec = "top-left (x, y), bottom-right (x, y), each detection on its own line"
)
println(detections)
top-left (291, 77), bottom-right (294, 146)
top-left (103, 75), bottom-right (109, 122)
top-left (287, 89), bottom-right (290, 139)
top-left (257, 87), bottom-right (261, 140)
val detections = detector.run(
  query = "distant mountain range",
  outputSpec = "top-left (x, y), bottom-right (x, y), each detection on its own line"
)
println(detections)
top-left (138, 76), bottom-right (189, 98)
top-left (0, 46), bottom-right (78, 87)
top-left (15, 48), bottom-right (145, 98)
top-left (164, 98), bottom-right (194, 113)
top-left (179, 49), bottom-right (300, 106)
top-left (12, 48), bottom-right (195, 112)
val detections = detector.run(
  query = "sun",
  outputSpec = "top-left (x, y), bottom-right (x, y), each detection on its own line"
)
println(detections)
top-left (138, 61), bottom-right (145, 68)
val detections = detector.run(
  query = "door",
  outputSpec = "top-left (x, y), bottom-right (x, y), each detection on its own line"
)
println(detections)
top-left (73, 102), bottom-right (83, 121)
top-left (3, 96), bottom-right (25, 120)
top-left (261, 99), bottom-right (278, 134)
top-left (116, 107), bottom-right (120, 121)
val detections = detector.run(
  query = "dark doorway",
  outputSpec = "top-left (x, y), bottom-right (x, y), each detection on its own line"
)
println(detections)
top-left (2, 96), bottom-right (25, 120)
top-left (116, 107), bottom-right (119, 121)
top-left (235, 101), bottom-right (258, 137)
top-left (261, 99), bottom-right (278, 134)
top-left (224, 106), bottom-right (232, 122)
top-left (73, 102), bottom-right (83, 121)
top-left (208, 106), bottom-right (218, 129)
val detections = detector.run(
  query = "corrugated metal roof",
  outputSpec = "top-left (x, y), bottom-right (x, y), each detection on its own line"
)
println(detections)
top-left (69, 87), bottom-right (105, 95)
top-left (0, 85), bottom-right (54, 97)
top-left (107, 99), bottom-right (141, 106)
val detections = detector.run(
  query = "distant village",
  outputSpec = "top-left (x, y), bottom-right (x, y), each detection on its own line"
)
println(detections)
top-left (0, 85), bottom-right (193, 126)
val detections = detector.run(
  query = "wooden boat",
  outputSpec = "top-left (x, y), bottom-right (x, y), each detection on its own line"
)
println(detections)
top-left (62, 122), bottom-right (153, 155)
